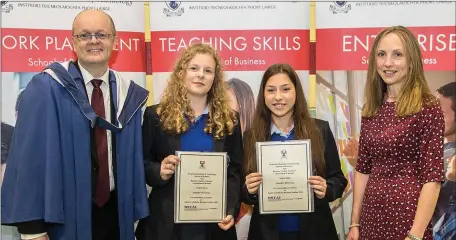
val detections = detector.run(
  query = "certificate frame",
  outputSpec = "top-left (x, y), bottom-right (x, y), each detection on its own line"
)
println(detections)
top-left (174, 151), bottom-right (227, 223)
top-left (256, 140), bottom-right (314, 214)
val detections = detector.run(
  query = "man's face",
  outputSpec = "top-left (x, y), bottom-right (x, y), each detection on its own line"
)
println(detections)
top-left (72, 10), bottom-right (116, 67)
top-left (438, 95), bottom-right (456, 138)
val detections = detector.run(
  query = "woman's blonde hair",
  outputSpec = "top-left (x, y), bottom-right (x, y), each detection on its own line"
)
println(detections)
top-left (157, 43), bottom-right (237, 138)
top-left (362, 26), bottom-right (435, 118)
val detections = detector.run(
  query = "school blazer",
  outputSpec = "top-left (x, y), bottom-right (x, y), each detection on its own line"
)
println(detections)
top-left (135, 105), bottom-right (243, 240)
top-left (242, 119), bottom-right (348, 240)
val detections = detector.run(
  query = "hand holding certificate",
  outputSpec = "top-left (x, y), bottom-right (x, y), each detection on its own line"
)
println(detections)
top-left (160, 155), bottom-right (180, 181)
top-left (174, 151), bottom-right (227, 223)
top-left (256, 140), bottom-right (314, 214)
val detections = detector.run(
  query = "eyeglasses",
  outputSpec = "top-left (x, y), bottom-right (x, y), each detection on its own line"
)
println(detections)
top-left (73, 33), bottom-right (115, 41)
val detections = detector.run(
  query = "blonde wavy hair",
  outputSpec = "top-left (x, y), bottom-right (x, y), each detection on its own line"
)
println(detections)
top-left (157, 43), bottom-right (237, 138)
top-left (363, 26), bottom-right (435, 118)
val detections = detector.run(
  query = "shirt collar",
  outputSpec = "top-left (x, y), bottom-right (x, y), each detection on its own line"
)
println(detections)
top-left (270, 122), bottom-right (294, 138)
top-left (183, 105), bottom-right (210, 122)
top-left (194, 105), bottom-right (209, 121)
top-left (78, 62), bottom-right (109, 86)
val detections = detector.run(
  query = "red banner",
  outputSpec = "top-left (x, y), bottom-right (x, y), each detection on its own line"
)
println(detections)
top-left (317, 26), bottom-right (456, 71)
top-left (150, 29), bottom-right (310, 72)
top-left (1, 28), bottom-right (145, 72)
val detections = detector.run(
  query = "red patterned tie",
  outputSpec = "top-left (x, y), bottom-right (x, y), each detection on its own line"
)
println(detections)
top-left (91, 79), bottom-right (110, 207)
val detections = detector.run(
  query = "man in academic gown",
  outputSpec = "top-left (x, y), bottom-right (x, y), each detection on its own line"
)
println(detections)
top-left (1, 10), bottom-right (149, 240)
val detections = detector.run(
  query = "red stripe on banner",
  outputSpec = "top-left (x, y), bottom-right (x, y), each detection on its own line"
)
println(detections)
top-left (1, 28), bottom-right (145, 72)
top-left (151, 30), bottom-right (310, 72)
top-left (316, 26), bottom-right (456, 71)
top-left (309, 42), bottom-right (316, 74)
top-left (145, 42), bottom-right (152, 75)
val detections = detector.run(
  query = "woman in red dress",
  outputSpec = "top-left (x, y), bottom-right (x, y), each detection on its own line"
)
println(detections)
top-left (346, 26), bottom-right (445, 240)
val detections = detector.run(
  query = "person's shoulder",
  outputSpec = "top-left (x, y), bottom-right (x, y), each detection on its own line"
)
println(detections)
top-left (31, 71), bottom-right (55, 83)
top-left (21, 72), bottom-right (59, 96)
top-left (313, 118), bottom-right (330, 132)
top-left (144, 104), bottom-right (160, 117)
top-left (313, 118), bottom-right (328, 126)
top-left (128, 79), bottom-right (148, 93)
top-left (122, 79), bottom-right (149, 98)
top-left (421, 95), bottom-right (441, 115)
top-left (110, 69), bottom-right (148, 93)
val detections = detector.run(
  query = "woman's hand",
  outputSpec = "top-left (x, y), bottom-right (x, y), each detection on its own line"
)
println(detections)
top-left (245, 172), bottom-right (262, 194)
top-left (346, 227), bottom-right (359, 240)
top-left (160, 155), bottom-right (180, 181)
top-left (218, 215), bottom-right (234, 231)
top-left (308, 176), bottom-right (327, 199)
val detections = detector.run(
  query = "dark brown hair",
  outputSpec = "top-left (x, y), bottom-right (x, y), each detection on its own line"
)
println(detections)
top-left (437, 82), bottom-right (456, 119)
top-left (243, 63), bottom-right (326, 177)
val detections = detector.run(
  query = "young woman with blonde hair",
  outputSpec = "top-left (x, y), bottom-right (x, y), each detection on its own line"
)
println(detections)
top-left (135, 43), bottom-right (243, 240)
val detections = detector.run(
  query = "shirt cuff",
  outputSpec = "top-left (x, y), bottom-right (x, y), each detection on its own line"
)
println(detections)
top-left (21, 233), bottom-right (47, 239)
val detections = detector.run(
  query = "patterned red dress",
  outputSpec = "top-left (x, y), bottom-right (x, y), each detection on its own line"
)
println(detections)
top-left (356, 99), bottom-right (445, 240)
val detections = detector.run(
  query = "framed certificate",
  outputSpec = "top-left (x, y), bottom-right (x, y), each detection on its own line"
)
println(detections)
top-left (256, 140), bottom-right (314, 214)
top-left (174, 151), bottom-right (227, 223)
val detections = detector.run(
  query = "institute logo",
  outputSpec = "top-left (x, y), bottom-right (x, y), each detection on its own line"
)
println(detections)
top-left (329, 1), bottom-right (351, 14)
top-left (164, 1), bottom-right (184, 17)
top-left (200, 160), bottom-right (205, 169)
top-left (1, 1), bottom-right (13, 13)
top-left (281, 150), bottom-right (287, 160)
